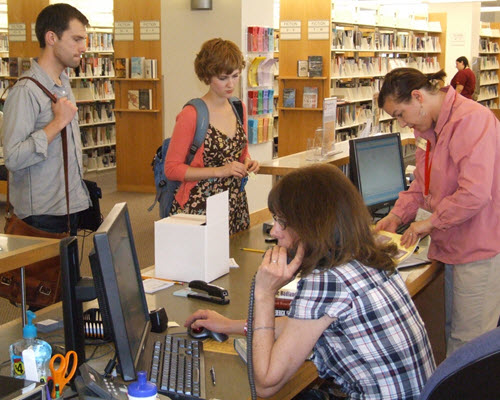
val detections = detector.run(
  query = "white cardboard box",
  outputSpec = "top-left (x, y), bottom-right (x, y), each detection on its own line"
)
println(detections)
top-left (154, 191), bottom-right (229, 282)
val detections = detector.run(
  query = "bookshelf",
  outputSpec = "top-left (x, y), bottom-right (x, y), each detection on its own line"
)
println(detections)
top-left (478, 22), bottom-right (500, 109)
top-left (113, 0), bottom-right (162, 193)
top-left (278, 0), bottom-right (446, 157)
top-left (72, 28), bottom-right (116, 173)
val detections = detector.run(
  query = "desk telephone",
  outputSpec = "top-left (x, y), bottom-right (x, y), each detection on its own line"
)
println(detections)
top-left (74, 363), bottom-right (128, 400)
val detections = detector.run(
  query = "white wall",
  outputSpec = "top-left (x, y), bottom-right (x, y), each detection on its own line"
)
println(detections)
top-left (429, 2), bottom-right (481, 84)
top-left (161, 0), bottom-right (274, 214)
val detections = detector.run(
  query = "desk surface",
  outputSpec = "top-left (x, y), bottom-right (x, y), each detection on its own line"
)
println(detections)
top-left (0, 225), bottom-right (440, 400)
top-left (0, 233), bottom-right (61, 274)
top-left (259, 133), bottom-right (415, 176)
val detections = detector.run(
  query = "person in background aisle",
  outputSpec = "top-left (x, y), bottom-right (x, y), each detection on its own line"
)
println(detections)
top-left (376, 67), bottom-right (500, 357)
top-left (450, 56), bottom-right (476, 99)
top-left (186, 164), bottom-right (435, 399)
top-left (2, 3), bottom-right (91, 236)
top-left (164, 38), bottom-right (259, 235)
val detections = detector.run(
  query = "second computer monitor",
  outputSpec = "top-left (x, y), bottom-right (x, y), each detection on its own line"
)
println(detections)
top-left (349, 133), bottom-right (407, 215)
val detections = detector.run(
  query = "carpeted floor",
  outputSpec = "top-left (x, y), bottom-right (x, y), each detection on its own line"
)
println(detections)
top-left (0, 170), bottom-right (158, 325)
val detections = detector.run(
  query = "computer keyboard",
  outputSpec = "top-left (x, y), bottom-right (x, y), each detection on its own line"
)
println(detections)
top-left (148, 334), bottom-right (205, 400)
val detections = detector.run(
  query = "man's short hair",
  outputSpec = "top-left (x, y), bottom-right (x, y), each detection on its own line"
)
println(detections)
top-left (35, 3), bottom-right (89, 48)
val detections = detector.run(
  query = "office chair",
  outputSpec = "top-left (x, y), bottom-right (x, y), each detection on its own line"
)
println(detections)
top-left (419, 326), bottom-right (500, 400)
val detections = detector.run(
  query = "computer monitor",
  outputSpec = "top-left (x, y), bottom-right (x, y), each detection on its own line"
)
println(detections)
top-left (60, 236), bottom-right (98, 371)
top-left (349, 133), bottom-right (407, 215)
top-left (89, 202), bottom-right (150, 382)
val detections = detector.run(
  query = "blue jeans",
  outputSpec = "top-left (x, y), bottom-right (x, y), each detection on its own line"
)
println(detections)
top-left (23, 213), bottom-right (81, 236)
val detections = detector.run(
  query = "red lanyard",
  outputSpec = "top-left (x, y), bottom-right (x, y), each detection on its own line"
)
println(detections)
top-left (424, 140), bottom-right (432, 196)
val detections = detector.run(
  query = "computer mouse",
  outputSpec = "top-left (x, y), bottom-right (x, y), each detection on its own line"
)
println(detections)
top-left (187, 326), bottom-right (229, 342)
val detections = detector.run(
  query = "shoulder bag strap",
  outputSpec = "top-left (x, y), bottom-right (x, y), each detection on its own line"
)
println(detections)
top-left (6, 76), bottom-right (71, 232)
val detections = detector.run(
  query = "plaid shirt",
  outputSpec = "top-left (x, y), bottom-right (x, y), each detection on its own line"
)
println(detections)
top-left (289, 261), bottom-right (435, 400)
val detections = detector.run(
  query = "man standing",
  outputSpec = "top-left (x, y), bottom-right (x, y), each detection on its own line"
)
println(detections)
top-left (2, 3), bottom-right (91, 236)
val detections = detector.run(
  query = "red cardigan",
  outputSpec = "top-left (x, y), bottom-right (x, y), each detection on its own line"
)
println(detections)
top-left (164, 101), bottom-right (250, 208)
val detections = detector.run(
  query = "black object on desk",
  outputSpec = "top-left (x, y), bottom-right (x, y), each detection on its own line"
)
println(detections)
top-left (187, 280), bottom-right (230, 305)
top-left (149, 307), bottom-right (168, 333)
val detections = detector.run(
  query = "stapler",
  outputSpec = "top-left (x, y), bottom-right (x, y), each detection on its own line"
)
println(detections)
top-left (187, 280), bottom-right (230, 305)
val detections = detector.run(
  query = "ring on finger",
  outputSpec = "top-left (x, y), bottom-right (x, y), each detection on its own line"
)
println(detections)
top-left (271, 259), bottom-right (278, 263)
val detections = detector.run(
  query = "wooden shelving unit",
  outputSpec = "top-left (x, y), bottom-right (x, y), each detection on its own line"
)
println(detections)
top-left (278, 0), bottom-right (446, 157)
top-left (113, 0), bottom-right (162, 193)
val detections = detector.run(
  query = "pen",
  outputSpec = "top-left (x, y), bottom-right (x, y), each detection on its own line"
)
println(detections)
top-left (141, 275), bottom-right (184, 285)
top-left (210, 366), bottom-right (216, 386)
top-left (240, 247), bottom-right (266, 254)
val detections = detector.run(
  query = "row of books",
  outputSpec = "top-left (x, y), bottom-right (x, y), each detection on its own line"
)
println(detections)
top-left (2, 57), bottom-right (32, 77)
top-left (115, 57), bottom-right (158, 79)
top-left (332, 81), bottom-right (375, 102)
top-left (478, 85), bottom-right (499, 101)
top-left (480, 38), bottom-right (500, 53)
top-left (332, 55), bottom-right (441, 79)
top-left (480, 56), bottom-right (500, 70)
top-left (248, 116), bottom-right (274, 144)
top-left (247, 26), bottom-right (275, 53)
top-left (480, 71), bottom-right (499, 86)
top-left (332, 25), bottom-right (441, 53)
top-left (83, 147), bottom-right (116, 171)
top-left (71, 79), bottom-right (114, 102)
top-left (78, 102), bottom-right (114, 126)
top-left (283, 87), bottom-right (319, 109)
top-left (87, 32), bottom-right (114, 53)
top-left (81, 125), bottom-right (116, 149)
top-left (127, 89), bottom-right (153, 110)
top-left (337, 103), bottom-right (372, 131)
top-left (247, 89), bottom-right (274, 115)
top-left (67, 56), bottom-right (115, 78)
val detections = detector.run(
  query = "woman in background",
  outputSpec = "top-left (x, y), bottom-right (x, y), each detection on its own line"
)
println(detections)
top-left (376, 67), bottom-right (500, 357)
top-left (186, 164), bottom-right (435, 399)
top-left (450, 56), bottom-right (476, 99)
top-left (165, 38), bottom-right (259, 234)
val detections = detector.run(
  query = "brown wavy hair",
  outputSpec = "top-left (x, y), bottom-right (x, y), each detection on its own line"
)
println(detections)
top-left (268, 164), bottom-right (397, 276)
top-left (194, 38), bottom-right (245, 84)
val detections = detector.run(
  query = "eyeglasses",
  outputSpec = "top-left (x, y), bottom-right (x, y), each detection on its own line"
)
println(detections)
top-left (272, 214), bottom-right (287, 230)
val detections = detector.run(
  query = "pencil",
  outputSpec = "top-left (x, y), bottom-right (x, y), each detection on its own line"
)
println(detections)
top-left (141, 275), bottom-right (184, 285)
top-left (240, 247), bottom-right (266, 254)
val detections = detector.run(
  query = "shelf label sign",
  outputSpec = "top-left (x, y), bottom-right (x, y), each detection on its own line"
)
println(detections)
top-left (308, 20), bottom-right (329, 40)
top-left (140, 20), bottom-right (160, 41)
top-left (450, 32), bottom-right (465, 47)
top-left (280, 20), bottom-right (301, 40)
top-left (115, 21), bottom-right (134, 41)
top-left (9, 23), bottom-right (26, 42)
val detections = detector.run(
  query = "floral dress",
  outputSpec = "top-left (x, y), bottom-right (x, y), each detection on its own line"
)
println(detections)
top-left (170, 121), bottom-right (250, 235)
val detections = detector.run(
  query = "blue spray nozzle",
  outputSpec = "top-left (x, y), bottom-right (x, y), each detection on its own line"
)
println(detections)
top-left (23, 310), bottom-right (37, 339)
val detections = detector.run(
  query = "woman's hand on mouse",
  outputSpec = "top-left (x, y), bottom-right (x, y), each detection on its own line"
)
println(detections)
top-left (184, 309), bottom-right (246, 335)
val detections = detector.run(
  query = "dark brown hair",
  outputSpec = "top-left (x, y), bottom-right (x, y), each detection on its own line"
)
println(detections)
top-left (268, 164), bottom-right (397, 276)
top-left (36, 3), bottom-right (89, 48)
top-left (456, 56), bottom-right (469, 68)
top-left (194, 38), bottom-right (245, 84)
top-left (378, 68), bottom-right (447, 108)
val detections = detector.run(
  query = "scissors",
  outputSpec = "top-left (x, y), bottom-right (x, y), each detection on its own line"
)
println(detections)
top-left (49, 350), bottom-right (77, 398)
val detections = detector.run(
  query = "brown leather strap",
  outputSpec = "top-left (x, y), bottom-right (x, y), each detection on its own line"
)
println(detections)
top-left (6, 76), bottom-right (71, 233)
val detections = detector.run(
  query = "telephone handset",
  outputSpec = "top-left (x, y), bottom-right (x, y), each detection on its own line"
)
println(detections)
top-left (75, 362), bottom-right (128, 400)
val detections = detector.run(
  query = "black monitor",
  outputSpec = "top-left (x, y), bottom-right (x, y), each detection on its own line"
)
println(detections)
top-left (60, 236), bottom-right (98, 371)
top-left (349, 133), bottom-right (407, 215)
top-left (89, 202), bottom-right (150, 382)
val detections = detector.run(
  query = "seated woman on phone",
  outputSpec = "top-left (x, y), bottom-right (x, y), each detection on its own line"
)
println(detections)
top-left (185, 164), bottom-right (435, 399)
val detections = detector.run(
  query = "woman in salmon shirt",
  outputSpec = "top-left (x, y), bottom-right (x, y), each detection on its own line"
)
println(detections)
top-left (164, 38), bottom-right (259, 234)
top-left (375, 67), bottom-right (500, 357)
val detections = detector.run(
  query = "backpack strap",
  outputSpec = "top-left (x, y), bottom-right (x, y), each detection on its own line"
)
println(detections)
top-left (183, 96), bottom-right (244, 165)
top-left (184, 98), bottom-right (209, 165)
top-left (229, 96), bottom-right (244, 125)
